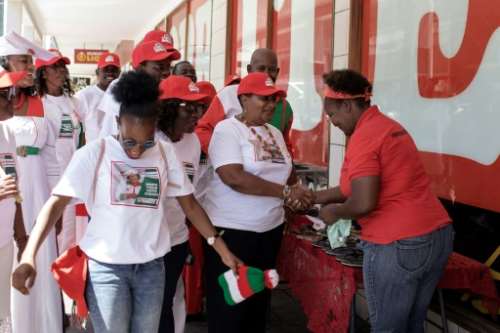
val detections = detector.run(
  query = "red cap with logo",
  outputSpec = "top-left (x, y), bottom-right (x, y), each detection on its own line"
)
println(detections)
top-left (51, 246), bottom-right (89, 319)
top-left (97, 52), bottom-right (121, 69)
top-left (195, 81), bottom-right (217, 104)
top-left (159, 75), bottom-right (209, 102)
top-left (35, 49), bottom-right (71, 70)
top-left (132, 41), bottom-right (181, 69)
top-left (0, 70), bottom-right (27, 88)
top-left (142, 30), bottom-right (181, 60)
top-left (237, 72), bottom-right (286, 98)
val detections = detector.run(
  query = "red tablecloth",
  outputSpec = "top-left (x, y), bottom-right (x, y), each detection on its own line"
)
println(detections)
top-left (438, 252), bottom-right (499, 314)
top-left (278, 234), bottom-right (362, 333)
top-left (278, 234), bottom-right (499, 333)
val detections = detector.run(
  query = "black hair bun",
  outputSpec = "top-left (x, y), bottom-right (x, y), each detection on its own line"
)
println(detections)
top-left (112, 71), bottom-right (159, 107)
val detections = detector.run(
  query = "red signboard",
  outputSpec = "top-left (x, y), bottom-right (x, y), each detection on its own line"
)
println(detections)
top-left (74, 49), bottom-right (109, 64)
top-left (361, 0), bottom-right (500, 214)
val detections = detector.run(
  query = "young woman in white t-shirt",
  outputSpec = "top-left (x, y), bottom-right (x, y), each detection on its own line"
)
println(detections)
top-left (35, 51), bottom-right (84, 253)
top-left (204, 72), bottom-right (313, 333)
top-left (0, 69), bottom-right (29, 332)
top-left (155, 75), bottom-right (207, 333)
top-left (12, 71), bottom-right (242, 333)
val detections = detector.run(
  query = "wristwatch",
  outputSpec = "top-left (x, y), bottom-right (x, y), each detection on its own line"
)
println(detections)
top-left (207, 230), bottom-right (225, 246)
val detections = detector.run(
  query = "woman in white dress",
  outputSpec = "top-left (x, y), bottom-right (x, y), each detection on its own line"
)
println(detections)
top-left (0, 32), bottom-right (63, 333)
top-left (0, 69), bottom-right (29, 333)
top-left (35, 49), bottom-right (83, 252)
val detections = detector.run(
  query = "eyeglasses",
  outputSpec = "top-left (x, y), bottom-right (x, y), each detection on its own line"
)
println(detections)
top-left (119, 136), bottom-right (156, 150)
top-left (179, 102), bottom-right (205, 114)
top-left (255, 95), bottom-right (279, 103)
top-left (164, 101), bottom-right (205, 114)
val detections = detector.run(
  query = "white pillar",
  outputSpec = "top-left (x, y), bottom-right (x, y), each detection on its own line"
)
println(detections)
top-left (5, 0), bottom-right (23, 34)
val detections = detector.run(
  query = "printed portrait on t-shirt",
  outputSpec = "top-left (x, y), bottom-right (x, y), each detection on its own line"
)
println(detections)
top-left (249, 137), bottom-right (286, 164)
top-left (59, 114), bottom-right (76, 138)
top-left (111, 162), bottom-right (161, 208)
top-left (0, 153), bottom-right (17, 176)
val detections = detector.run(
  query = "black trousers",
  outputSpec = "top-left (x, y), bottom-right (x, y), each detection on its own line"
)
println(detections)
top-left (205, 224), bottom-right (284, 333)
top-left (158, 241), bottom-right (189, 333)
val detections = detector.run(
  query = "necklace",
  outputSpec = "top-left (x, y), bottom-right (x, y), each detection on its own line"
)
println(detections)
top-left (237, 114), bottom-right (283, 160)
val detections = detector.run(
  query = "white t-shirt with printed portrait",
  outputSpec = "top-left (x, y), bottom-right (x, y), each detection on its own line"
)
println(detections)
top-left (205, 117), bottom-right (293, 233)
top-left (157, 131), bottom-right (201, 246)
top-left (52, 136), bottom-right (194, 264)
top-left (0, 123), bottom-right (18, 248)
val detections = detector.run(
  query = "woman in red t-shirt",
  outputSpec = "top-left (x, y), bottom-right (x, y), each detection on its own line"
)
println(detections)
top-left (314, 69), bottom-right (453, 333)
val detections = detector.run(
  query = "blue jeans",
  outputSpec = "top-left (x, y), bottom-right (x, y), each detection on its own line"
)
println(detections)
top-left (85, 257), bottom-right (165, 333)
top-left (360, 224), bottom-right (454, 333)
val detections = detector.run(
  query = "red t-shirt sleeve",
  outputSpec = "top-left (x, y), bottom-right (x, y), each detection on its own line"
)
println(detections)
top-left (347, 140), bottom-right (381, 181)
top-left (195, 97), bottom-right (226, 154)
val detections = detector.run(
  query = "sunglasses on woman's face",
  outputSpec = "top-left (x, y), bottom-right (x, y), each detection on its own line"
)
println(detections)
top-left (119, 137), bottom-right (156, 150)
top-left (178, 102), bottom-right (205, 114)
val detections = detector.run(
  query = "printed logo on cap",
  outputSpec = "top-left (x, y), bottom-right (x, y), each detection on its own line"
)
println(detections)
top-left (265, 78), bottom-right (274, 87)
top-left (188, 82), bottom-right (200, 93)
top-left (161, 34), bottom-right (173, 45)
top-left (105, 55), bottom-right (114, 63)
top-left (153, 42), bottom-right (166, 53)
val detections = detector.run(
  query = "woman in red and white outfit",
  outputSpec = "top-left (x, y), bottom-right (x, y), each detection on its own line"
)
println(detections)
top-left (35, 49), bottom-right (84, 253)
top-left (0, 31), bottom-right (63, 333)
top-left (0, 69), bottom-right (29, 332)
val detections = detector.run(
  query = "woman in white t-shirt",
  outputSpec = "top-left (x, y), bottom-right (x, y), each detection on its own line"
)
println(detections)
top-left (155, 75), bottom-right (207, 333)
top-left (35, 50), bottom-right (84, 253)
top-left (0, 69), bottom-right (29, 332)
top-left (204, 72), bottom-right (312, 333)
top-left (12, 71), bottom-right (242, 333)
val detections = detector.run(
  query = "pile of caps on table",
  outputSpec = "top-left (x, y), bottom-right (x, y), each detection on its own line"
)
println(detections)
top-left (290, 209), bottom-right (364, 268)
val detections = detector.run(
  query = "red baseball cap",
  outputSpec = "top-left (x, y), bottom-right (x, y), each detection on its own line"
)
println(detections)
top-left (0, 70), bottom-right (27, 88)
top-left (51, 246), bottom-right (88, 319)
top-left (225, 74), bottom-right (241, 87)
top-left (35, 49), bottom-right (70, 70)
top-left (97, 52), bottom-right (121, 69)
top-left (159, 75), bottom-right (209, 102)
top-left (131, 41), bottom-right (180, 69)
top-left (195, 81), bottom-right (217, 103)
top-left (142, 30), bottom-right (181, 60)
top-left (237, 72), bottom-right (286, 98)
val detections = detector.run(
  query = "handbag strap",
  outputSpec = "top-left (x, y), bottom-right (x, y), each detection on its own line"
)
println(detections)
top-left (91, 139), bottom-right (106, 203)
top-left (158, 142), bottom-right (181, 189)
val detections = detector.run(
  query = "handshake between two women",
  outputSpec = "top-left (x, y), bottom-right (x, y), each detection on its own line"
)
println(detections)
top-left (283, 183), bottom-right (315, 212)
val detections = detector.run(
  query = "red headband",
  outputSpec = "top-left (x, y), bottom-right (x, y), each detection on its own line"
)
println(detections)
top-left (324, 86), bottom-right (372, 102)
